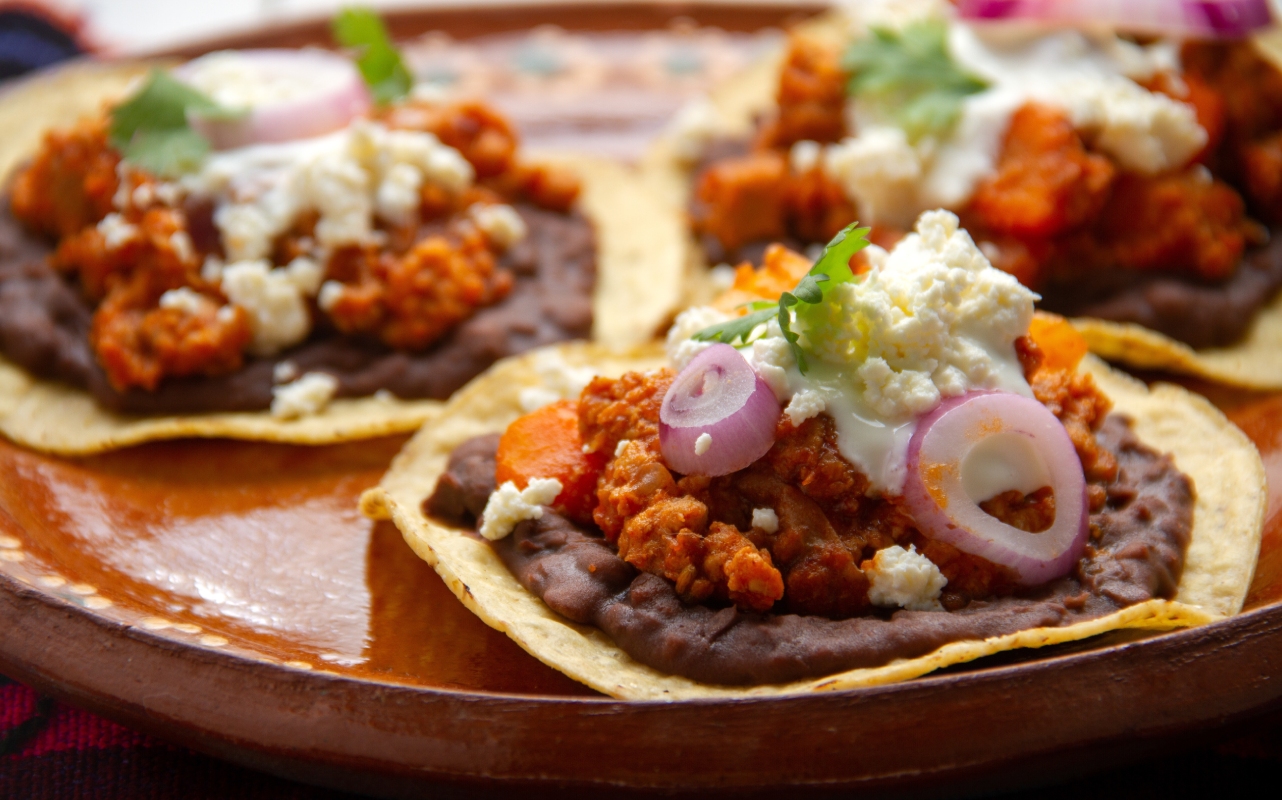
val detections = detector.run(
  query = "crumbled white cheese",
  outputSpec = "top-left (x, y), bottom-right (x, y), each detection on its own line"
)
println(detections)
top-left (284, 256), bottom-right (324, 296)
top-left (865, 544), bottom-right (947, 611)
top-left (614, 439), bottom-right (631, 457)
top-left (158, 287), bottom-right (211, 315)
top-left (479, 478), bottom-right (564, 541)
top-left (195, 122), bottom-right (474, 263)
top-left (784, 389), bottom-right (826, 426)
top-left (270, 372), bottom-right (339, 419)
top-left (272, 360), bottom-right (299, 384)
top-left (949, 25), bottom-right (1206, 176)
top-left (790, 139), bottom-right (823, 173)
top-left (220, 259), bottom-right (312, 356)
top-left (317, 280), bottom-right (345, 313)
top-left (1058, 75), bottom-right (1205, 175)
top-left (666, 99), bottom-right (722, 163)
top-left (746, 329), bottom-right (794, 402)
top-left (824, 128), bottom-right (924, 228)
top-left (425, 147), bottom-right (474, 193)
top-left (694, 432), bottom-right (712, 456)
top-left (470, 203), bottom-right (527, 250)
top-left (153, 182), bottom-right (184, 207)
top-left (168, 230), bottom-right (196, 264)
top-left (804, 210), bottom-right (1035, 419)
top-left (665, 306), bottom-right (730, 370)
top-left (215, 198), bottom-right (293, 263)
top-left (112, 163), bottom-right (135, 210)
top-left (132, 182), bottom-right (155, 208)
top-left (97, 213), bottom-right (139, 250)
top-left (375, 162), bottom-right (423, 226)
top-left (302, 151), bottom-right (373, 251)
top-left (200, 256), bottom-right (224, 283)
top-left (751, 507), bottom-right (779, 534)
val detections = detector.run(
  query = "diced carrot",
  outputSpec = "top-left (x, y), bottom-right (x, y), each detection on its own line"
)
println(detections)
top-left (712, 244), bottom-right (812, 314)
top-left (494, 399), bottom-right (604, 524)
top-left (1028, 311), bottom-right (1089, 372)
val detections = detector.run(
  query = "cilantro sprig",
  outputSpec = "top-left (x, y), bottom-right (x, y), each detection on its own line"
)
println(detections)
top-left (843, 20), bottom-right (988, 142)
top-left (332, 7), bottom-right (412, 105)
top-left (108, 70), bottom-right (242, 178)
top-left (693, 222), bottom-right (871, 374)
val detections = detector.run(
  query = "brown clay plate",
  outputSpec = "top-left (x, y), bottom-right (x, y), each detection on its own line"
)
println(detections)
top-left (4, 4), bottom-right (1282, 797)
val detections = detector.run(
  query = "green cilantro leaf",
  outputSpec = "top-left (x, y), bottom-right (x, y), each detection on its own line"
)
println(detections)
top-left (843, 20), bottom-right (988, 142)
top-left (693, 307), bottom-right (777, 347)
top-left (692, 222), bottom-right (871, 374)
top-left (121, 128), bottom-right (211, 178)
top-left (108, 69), bottom-right (242, 178)
top-left (776, 288), bottom-right (812, 373)
top-left (333, 7), bottom-right (412, 105)
top-left (809, 222), bottom-right (870, 288)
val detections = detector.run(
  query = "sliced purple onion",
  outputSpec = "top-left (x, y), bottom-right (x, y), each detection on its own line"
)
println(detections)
top-left (957, 0), bottom-right (1272, 38)
top-left (176, 50), bottom-right (372, 151)
top-left (659, 344), bottom-right (780, 477)
top-left (903, 390), bottom-right (1089, 586)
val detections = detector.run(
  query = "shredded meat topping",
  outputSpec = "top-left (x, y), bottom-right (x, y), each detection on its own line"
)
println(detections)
top-left (966, 104), bottom-right (1117, 242)
top-left (56, 205), bottom-right (254, 391)
top-left (92, 288), bottom-right (252, 393)
top-left (691, 151), bottom-right (858, 258)
top-left (966, 103), bottom-right (1250, 287)
top-left (576, 344), bottom-right (1117, 616)
top-left (1183, 39), bottom-right (1282, 223)
top-left (756, 35), bottom-right (849, 149)
top-left (10, 118), bottom-right (120, 239)
top-left (9, 99), bottom-right (577, 392)
top-left (323, 224), bottom-right (512, 350)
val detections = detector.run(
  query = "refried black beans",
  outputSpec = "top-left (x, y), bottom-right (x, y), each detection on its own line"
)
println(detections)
top-left (1039, 233), bottom-right (1282, 349)
top-left (0, 203), bottom-right (595, 414)
top-left (428, 417), bottom-right (1194, 686)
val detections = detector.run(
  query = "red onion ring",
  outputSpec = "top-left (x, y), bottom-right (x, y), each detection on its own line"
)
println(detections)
top-left (957, 0), bottom-right (1272, 38)
top-left (903, 390), bottom-right (1089, 586)
top-left (659, 344), bottom-right (781, 477)
top-left (176, 49), bottom-right (373, 151)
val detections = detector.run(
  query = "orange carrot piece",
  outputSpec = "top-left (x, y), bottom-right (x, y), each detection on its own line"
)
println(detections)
top-left (712, 244), bottom-right (813, 313)
top-left (495, 399), bottom-right (604, 524)
top-left (1028, 311), bottom-right (1089, 372)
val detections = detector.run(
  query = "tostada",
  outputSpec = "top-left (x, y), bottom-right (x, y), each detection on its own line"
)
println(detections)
top-left (648, 0), bottom-right (1282, 388)
top-left (0, 12), bottom-right (682, 454)
top-left (363, 210), bottom-right (1265, 699)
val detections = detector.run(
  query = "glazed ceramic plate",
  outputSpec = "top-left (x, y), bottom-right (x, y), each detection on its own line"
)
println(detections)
top-left (3, 5), bottom-right (1282, 797)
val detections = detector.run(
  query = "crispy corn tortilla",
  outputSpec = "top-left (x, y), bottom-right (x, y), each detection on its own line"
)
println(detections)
top-left (0, 61), bottom-right (684, 454)
top-left (362, 343), bottom-right (1265, 700)
top-left (643, 12), bottom-right (1282, 387)
top-left (1072, 310), bottom-right (1282, 390)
